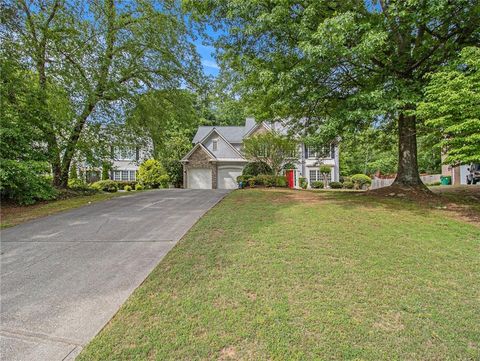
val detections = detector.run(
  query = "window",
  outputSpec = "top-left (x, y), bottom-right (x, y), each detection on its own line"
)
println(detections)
top-left (114, 147), bottom-right (136, 161)
top-left (129, 170), bottom-right (136, 181)
top-left (309, 169), bottom-right (331, 183)
top-left (306, 144), bottom-right (334, 159)
top-left (121, 170), bottom-right (129, 181)
top-left (113, 171), bottom-right (121, 181)
top-left (212, 139), bottom-right (218, 151)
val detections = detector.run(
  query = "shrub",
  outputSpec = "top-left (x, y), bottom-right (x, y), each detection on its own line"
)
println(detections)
top-left (351, 174), bottom-right (372, 189)
top-left (427, 181), bottom-right (441, 186)
top-left (329, 181), bottom-right (343, 189)
top-left (0, 160), bottom-right (57, 205)
top-left (137, 159), bottom-right (169, 188)
top-left (159, 174), bottom-right (170, 188)
top-left (135, 184), bottom-right (144, 191)
top-left (115, 181), bottom-right (136, 189)
top-left (311, 181), bottom-right (324, 189)
top-left (248, 177), bottom-right (256, 188)
top-left (275, 176), bottom-right (287, 187)
top-left (242, 161), bottom-right (273, 176)
top-left (91, 180), bottom-right (118, 192)
top-left (68, 178), bottom-right (85, 189)
top-left (124, 185), bottom-right (132, 192)
top-left (343, 181), bottom-right (354, 189)
top-left (299, 177), bottom-right (308, 189)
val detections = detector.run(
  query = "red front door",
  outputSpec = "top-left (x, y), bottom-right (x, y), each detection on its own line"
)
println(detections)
top-left (286, 170), bottom-right (295, 188)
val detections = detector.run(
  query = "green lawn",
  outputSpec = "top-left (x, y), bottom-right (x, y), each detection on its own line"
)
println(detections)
top-left (78, 189), bottom-right (480, 360)
top-left (0, 192), bottom-right (124, 228)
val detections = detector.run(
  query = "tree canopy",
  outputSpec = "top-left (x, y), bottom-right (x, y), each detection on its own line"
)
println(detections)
top-left (4, 0), bottom-right (202, 187)
top-left (418, 46), bottom-right (480, 165)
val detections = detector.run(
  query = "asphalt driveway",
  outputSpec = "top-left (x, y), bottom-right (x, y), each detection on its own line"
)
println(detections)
top-left (0, 189), bottom-right (230, 361)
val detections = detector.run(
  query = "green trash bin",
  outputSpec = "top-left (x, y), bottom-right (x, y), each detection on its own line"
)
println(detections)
top-left (440, 175), bottom-right (451, 185)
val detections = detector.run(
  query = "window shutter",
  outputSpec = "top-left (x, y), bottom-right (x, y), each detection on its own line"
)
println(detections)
top-left (136, 147), bottom-right (140, 161)
top-left (304, 145), bottom-right (308, 159)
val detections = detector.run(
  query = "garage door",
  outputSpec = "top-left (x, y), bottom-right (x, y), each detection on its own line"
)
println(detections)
top-left (218, 167), bottom-right (243, 189)
top-left (187, 168), bottom-right (212, 189)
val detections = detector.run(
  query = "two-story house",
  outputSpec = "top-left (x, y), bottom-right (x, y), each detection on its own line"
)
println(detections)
top-left (181, 118), bottom-right (340, 189)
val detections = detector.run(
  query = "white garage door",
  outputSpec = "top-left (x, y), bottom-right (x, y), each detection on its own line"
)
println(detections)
top-left (187, 168), bottom-right (212, 189)
top-left (218, 167), bottom-right (243, 189)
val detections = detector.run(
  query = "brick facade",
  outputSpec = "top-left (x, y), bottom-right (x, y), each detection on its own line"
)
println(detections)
top-left (183, 146), bottom-right (217, 189)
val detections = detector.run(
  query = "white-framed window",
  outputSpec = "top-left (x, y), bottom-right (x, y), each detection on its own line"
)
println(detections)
top-left (113, 147), bottom-right (137, 161)
top-left (121, 170), bottom-right (129, 181)
top-left (309, 169), bottom-right (331, 183)
top-left (306, 144), bottom-right (334, 159)
top-left (129, 170), bottom-right (136, 181)
top-left (113, 170), bottom-right (121, 181)
top-left (212, 139), bottom-right (218, 151)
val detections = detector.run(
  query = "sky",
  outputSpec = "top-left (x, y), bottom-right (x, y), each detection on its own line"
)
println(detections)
top-left (194, 26), bottom-right (222, 77)
top-left (197, 42), bottom-right (220, 77)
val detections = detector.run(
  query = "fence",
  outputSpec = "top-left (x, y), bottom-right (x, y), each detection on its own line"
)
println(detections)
top-left (371, 174), bottom-right (441, 189)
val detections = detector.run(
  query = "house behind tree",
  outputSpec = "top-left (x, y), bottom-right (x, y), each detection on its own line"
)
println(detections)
top-left (181, 118), bottom-right (340, 189)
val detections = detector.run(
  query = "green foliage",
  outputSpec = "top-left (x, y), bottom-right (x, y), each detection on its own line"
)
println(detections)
top-left (4, 0), bottom-right (202, 187)
top-left (343, 181), bottom-right (354, 189)
top-left (115, 181), bottom-right (137, 189)
top-left (418, 47), bottom-right (480, 165)
top-left (311, 181), bottom-right (324, 189)
top-left (253, 175), bottom-right (287, 188)
top-left (243, 133), bottom-right (297, 175)
top-left (299, 177), bottom-right (308, 189)
top-left (69, 163), bottom-right (78, 180)
top-left (128, 91), bottom-right (201, 187)
top-left (124, 185), bottom-right (132, 192)
top-left (242, 162), bottom-right (273, 176)
top-left (137, 159), bottom-right (169, 188)
top-left (248, 177), bottom-right (255, 188)
top-left (91, 180), bottom-right (118, 193)
top-left (329, 181), bottom-right (343, 189)
top-left (0, 161), bottom-right (56, 205)
top-left (319, 165), bottom-right (332, 174)
top-left (351, 174), bottom-right (372, 189)
top-left (102, 164), bottom-right (111, 181)
top-left (135, 184), bottom-right (144, 191)
top-left (68, 178), bottom-right (85, 189)
top-left (275, 176), bottom-right (287, 187)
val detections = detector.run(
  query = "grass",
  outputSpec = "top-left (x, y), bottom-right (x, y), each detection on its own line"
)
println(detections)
top-left (78, 189), bottom-right (480, 360)
top-left (0, 192), bottom-right (124, 228)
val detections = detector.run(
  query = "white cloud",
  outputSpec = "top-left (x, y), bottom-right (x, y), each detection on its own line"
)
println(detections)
top-left (201, 59), bottom-right (220, 70)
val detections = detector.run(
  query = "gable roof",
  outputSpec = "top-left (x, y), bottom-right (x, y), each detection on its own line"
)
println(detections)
top-left (197, 128), bottom-right (246, 160)
top-left (181, 143), bottom-right (216, 162)
top-left (192, 126), bottom-right (245, 144)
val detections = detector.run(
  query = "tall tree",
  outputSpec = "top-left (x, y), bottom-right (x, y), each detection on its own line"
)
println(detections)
top-left (418, 46), bottom-right (480, 165)
top-left (186, 0), bottom-right (480, 189)
top-left (6, 0), bottom-right (201, 187)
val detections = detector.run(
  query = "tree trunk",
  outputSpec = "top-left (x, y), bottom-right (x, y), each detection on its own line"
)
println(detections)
top-left (392, 112), bottom-right (425, 188)
top-left (59, 103), bottom-right (95, 188)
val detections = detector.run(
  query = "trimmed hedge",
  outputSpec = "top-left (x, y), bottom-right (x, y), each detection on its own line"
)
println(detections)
top-left (91, 180), bottom-right (118, 193)
top-left (237, 174), bottom-right (288, 188)
top-left (343, 181), bottom-right (354, 189)
top-left (351, 174), bottom-right (372, 189)
top-left (311, 181), bottom-right (324, 189)
top-left (329, 181), bottom-right (343, 189)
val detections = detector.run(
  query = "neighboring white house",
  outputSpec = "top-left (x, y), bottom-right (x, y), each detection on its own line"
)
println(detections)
top-left (77, 145), bottom-right (152, 183)
top-left (181, 118), bottom-right (340, 189)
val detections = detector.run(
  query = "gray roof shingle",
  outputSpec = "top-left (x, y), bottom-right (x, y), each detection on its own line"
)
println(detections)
top-left (192, 126), bottom-right (246, 144)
